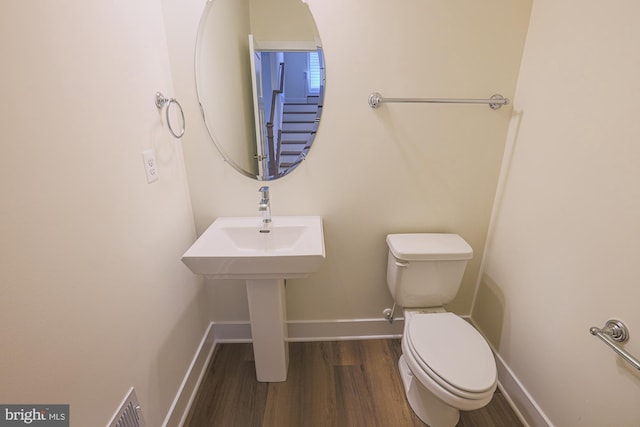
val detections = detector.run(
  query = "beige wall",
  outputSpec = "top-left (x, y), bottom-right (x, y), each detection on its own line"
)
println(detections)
top-left (197, 0), bottom-right (257, 175)
top-left (0, 1), bottom-right (208, 426)
top-left (474, 0), bottom-right (640, 425)
top-left (164, 0), bottom-right (531, 323)
top-left (250, 0), bottom-right (319, 42)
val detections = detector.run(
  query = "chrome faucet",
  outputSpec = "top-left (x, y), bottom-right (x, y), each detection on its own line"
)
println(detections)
top-left (258, 186), bottom-right (271, 225)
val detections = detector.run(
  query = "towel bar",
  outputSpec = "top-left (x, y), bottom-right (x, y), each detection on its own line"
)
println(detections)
top-left (368, 92), bottom-right (510, 110)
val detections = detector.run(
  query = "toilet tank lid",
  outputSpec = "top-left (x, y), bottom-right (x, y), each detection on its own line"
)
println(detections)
top-left (386, 233), bottom-right (473, 261)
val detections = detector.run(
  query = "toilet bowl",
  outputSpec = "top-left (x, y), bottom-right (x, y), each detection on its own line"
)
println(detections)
top-left (385, 233), bottom-right (497, 427)
top-left (399, 310), bottom-right (496, 426)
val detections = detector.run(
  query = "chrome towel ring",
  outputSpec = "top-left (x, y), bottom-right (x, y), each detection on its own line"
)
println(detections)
top-left (155, 92), bottom-right (185, 139)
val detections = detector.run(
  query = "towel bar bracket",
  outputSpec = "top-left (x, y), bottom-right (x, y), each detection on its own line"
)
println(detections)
top-left (590, 319), bottom-right (629, 342)
top-left (590, 319), bottom-right (640, 370)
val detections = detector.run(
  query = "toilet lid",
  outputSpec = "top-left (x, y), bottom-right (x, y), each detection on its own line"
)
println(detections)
top-left (408, 313), bottom-right (496, 394)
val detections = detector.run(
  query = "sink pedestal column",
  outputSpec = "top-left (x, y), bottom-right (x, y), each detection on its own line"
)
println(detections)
top-left (246, 279), bottom-right (289, 382)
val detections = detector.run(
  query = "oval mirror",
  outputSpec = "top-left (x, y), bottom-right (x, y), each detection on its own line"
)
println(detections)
top-left (195, 0), bottom-right (325, 180)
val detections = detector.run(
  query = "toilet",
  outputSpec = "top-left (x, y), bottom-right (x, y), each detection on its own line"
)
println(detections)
top-left (386, 233), bottom-right (497, 427)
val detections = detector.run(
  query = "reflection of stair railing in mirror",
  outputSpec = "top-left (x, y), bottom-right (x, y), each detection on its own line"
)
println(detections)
top-left (277, 50), bottom-right (324, 177)
top-left (250, 47), bottom-right (324, 180)
top-left (280, 79), bottom-right (323, 176)
top-left (266, 62), bottom-right (285, 178)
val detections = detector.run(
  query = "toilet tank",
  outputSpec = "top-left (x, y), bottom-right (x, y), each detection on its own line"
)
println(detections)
top-left (386, 233), bottom-right (473, 308)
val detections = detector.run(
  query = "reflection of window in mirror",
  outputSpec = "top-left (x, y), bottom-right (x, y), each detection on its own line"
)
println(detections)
top-left (307, 51), bottom-right (321, 95)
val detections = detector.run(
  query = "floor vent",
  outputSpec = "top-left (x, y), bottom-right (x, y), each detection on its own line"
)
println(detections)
top-left (109, 387), bottom-right (146, 427)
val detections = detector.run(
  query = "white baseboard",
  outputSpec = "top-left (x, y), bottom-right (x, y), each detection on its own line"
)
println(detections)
top-left (210, 318), bottom-right (404, 343)
top-left (162, 323), bottom-right (217, 427)
top-left (494, 351), bottom-right (554, 427)
top-left (465, 317), bottom-right (552, 427)
top-left (287, 318), bottom-right (404, 341)
top-left (210, 321), bottom-right (252, 342)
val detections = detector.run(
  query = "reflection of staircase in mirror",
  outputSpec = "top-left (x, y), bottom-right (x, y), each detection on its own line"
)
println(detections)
top-left (278, 95), bottom-right (321, 174)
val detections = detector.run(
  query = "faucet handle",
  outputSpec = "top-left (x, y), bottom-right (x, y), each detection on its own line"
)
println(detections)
top-left (259, 186), bottom-right (269, 197)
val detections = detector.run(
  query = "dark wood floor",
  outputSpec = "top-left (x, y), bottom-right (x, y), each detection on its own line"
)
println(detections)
top-left (184, 339), bottom-right (523, 427)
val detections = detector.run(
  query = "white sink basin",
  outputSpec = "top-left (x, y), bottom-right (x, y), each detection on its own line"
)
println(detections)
top-left (181, 216), bottom-right (325, 279)
top-left (182, 215), bottom-right (325, 381)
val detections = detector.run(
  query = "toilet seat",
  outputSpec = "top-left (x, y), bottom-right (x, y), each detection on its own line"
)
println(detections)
top-left (406, 312), bottom-right (496, 400)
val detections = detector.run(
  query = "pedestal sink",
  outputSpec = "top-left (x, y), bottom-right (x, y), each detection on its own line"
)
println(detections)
top-left (181, 216), bottom-right (325, 382)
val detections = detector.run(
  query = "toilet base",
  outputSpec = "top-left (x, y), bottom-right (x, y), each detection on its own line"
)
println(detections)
top-left (399, 355), bottom-right (460, 427)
